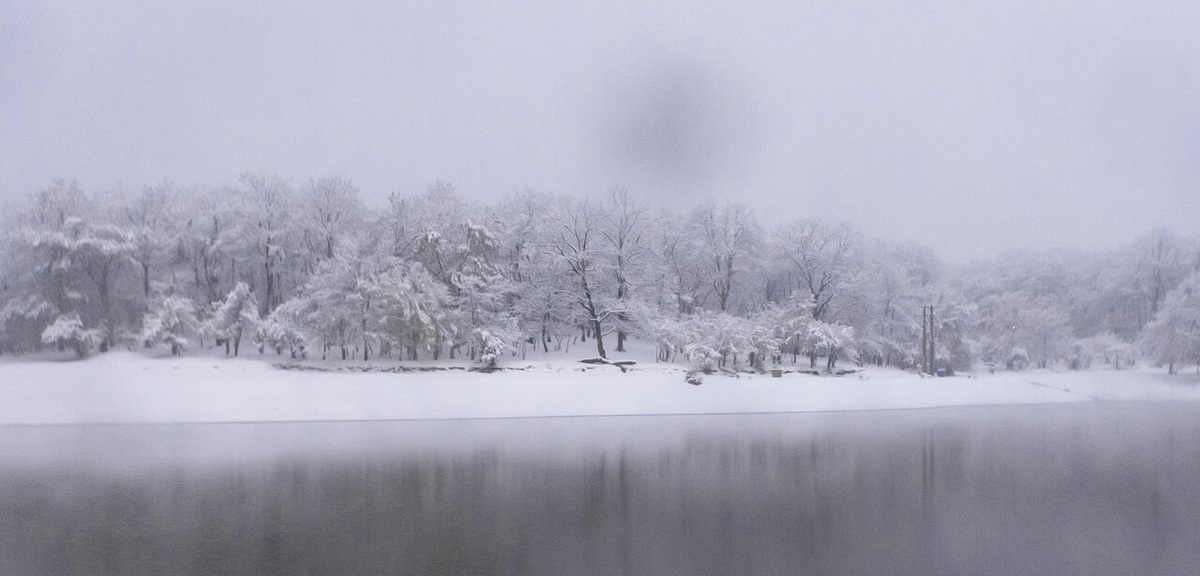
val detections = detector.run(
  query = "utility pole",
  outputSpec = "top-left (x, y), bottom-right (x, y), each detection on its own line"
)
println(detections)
top-left (929, 305), bottom-right (935, 373)
top-left (921, 305), bottom-right (936, 374)
top-left (921, 306), bottom-right (928, 374)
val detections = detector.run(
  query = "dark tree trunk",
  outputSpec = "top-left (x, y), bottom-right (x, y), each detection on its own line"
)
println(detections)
top-left (592, 317), bottom-right (606, 359)
top-left (362, 316), bottom-right (369, 361)
top-left (263, 264), bottom-right (274, 316)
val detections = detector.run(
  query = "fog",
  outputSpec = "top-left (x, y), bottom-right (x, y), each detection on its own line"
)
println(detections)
top-left (3, 0), bottom-right (1199, 260)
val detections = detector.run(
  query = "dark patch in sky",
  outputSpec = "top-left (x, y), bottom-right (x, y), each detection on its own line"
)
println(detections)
top-left (2, 0), bottom-right (1198, 260)
top-left (595, 59), bottom-right (749, 200)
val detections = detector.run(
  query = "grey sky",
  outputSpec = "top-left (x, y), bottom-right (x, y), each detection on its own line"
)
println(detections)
top-left (3, 1), bottom-right (1198, 261)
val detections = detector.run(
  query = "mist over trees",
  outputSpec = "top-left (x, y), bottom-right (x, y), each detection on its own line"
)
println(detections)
top-left (2, 175), bottom-right (1198, 374)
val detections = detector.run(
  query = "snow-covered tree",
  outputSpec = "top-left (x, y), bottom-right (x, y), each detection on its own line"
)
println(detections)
top-left (602, 188), bottom-right (650, 352)
top-left (647, 212), bottom-right (708, 315)
top-left (0, 295), bottom-right (56, 353)
top-left (1130, 229), bottom-right (1195, 316)
top-left (114, 181), bottom-right (182, 301)
top-left (408, 183), bottom-right (470, 280)
top-left (6, 171), bottom-right (1200, 376)
top-left (13, 181), bottom-right (140, 349)
top-left (299, 176), bottom-right (365, 261)
top-left (239, 172), bottom-right (298, 316)
top-left (41, 313), bottom-right (102, 358)
top-left (508, 246), bottom-right (574, 355)
top-left (927, 292), bottom-right (977, 373)
top-left (469, 321), bottom-right (518, 368)
top-left (383, 182), bottom-right (525, 360)
top-left (687, 202), bottom-right (761, 313)
top-left (655, 310), bottom-right (780, 372)
top-left (174, 185), bottom-right (243, 305)
top-left (69, 219), bottom-right (139, 347)
top-left (445, 220), bottom-right (518, 360)
top-left (492, 189), bottom-right (569, 354)
top-left (1072, 332), bottom-right (1136, 370)
top-left (774, 219), bottom-right (859, 322)
top-left (1141, 272), bottom-right (1200, 374)
top-left (376, 258), bottom-right (451, 361)
top-left (744, 308), bottom-right (786, 371)
top-left (853, 240), bottom-right (939, 368)
top-left (767, 291), bottom-right (817, 365)
top-left (971, 290), bottom-right (1074, 370)
top-left (546, 196), bottom-right (615, 359)
top-left (140, 294), bottom-right (200, 355)
top-left (289, 253), bottom-right (379, 360)
top-left (257, 299), bottom-right (310, 359)
top-left (285, 252), bottom-right (450, 361)
top-left (1022, 303), bottom-right (1074, 369)
top-left (801, 320), bottom-right (858, 373)
top-left (204, 282), bottom-right (261, 356)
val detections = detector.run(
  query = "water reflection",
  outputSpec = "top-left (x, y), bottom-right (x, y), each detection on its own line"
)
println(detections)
top-left (2, 403), bottom-right (1198, 575)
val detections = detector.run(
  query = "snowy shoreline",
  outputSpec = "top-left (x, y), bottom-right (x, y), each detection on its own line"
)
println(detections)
top-left (2, 351), bottom-right (1199, 426)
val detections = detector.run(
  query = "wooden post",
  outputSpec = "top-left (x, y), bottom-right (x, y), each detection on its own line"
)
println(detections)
top-left (929, 305), bottom-right (936, 374)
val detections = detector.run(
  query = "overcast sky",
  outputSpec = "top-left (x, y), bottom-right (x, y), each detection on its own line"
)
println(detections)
top-left (3, 1), bottom-right (1198, 261)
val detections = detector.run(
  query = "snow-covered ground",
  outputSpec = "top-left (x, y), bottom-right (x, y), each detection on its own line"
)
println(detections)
top-left (3, 347), bottom-right (1199, 425)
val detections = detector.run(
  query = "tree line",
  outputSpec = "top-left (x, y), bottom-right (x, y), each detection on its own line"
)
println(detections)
top-left (3, 175), bottom-right (1199, 374)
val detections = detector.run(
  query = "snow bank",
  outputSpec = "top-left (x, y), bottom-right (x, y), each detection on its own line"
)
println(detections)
top-left (1, 352), bottom-right (1199, 425)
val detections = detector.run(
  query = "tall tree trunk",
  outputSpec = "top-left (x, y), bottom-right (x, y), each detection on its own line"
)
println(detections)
top-left (592, 317), bottom-right (606, 359)
top-left (616, 272), bottom-right (628, 352)
top-left (263, 256), bottom-right (274, 317)
top-left (722, 254), bottom-right (735, 312)
top-left (581, 280), bottom-right (606, 358)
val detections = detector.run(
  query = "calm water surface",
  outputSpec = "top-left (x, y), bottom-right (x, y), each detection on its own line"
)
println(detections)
top-left (2, 402), bottom-right (1198, 575)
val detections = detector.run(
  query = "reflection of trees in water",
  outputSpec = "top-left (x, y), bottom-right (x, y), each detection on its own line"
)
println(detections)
top-left (2, 405), bottom-right (1199, 575)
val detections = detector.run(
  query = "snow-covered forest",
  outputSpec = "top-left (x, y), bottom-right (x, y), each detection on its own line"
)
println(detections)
top-left (3, 175), bottom-right (1199, 374)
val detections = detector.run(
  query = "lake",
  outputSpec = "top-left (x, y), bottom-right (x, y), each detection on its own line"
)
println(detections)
top-left (1, 402), bottom-right (1197, 575)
